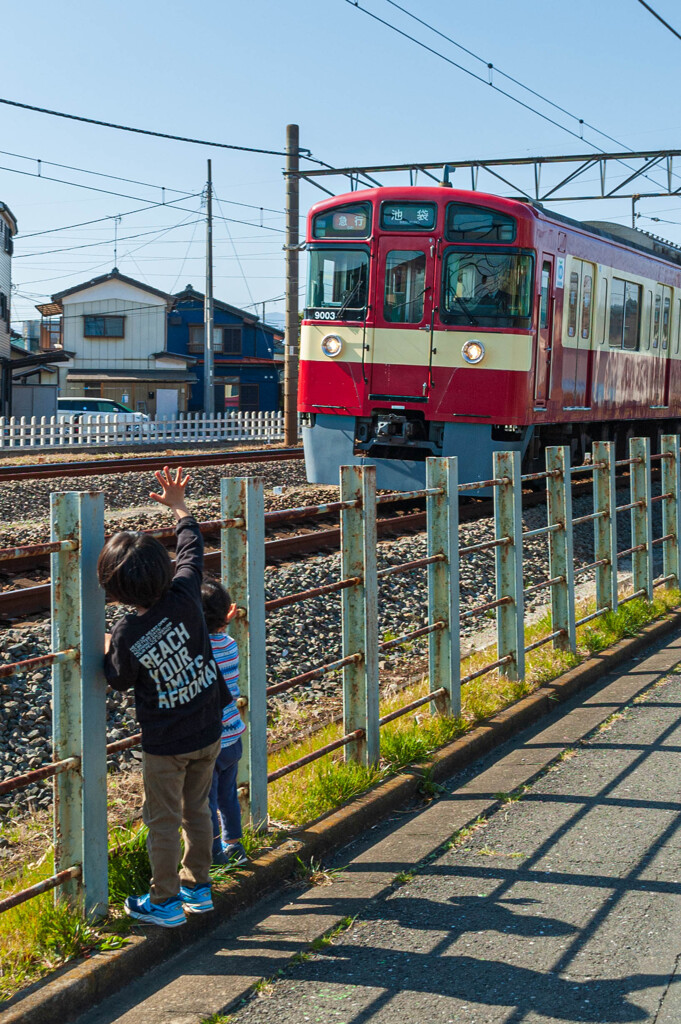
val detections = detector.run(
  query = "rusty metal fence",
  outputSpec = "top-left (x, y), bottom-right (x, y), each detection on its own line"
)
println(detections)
top-left (1, 435), bottom-right (679, 918)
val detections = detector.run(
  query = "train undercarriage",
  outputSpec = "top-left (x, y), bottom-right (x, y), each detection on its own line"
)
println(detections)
top-left (302, 410), bottom-right (681, 492)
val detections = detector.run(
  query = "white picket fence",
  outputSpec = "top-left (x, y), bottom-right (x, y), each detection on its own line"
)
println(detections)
top-left (0, 411), bottom-right (293, 448)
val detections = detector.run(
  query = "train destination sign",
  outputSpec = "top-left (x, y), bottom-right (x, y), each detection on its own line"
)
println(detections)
top-left (313, 204), bottom-right (371, 238)
top-left (381, 202), bottom-right (437, 231)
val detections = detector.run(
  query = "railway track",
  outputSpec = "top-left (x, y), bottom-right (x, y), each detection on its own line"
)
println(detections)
top-left (0, 466), bottom-right (648, 621)
top-left (0, 447), bottom-right (303, 482)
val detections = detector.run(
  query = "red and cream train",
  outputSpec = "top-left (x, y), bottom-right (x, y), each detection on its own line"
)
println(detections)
top-left (298, 185), bottom-right (681, 489)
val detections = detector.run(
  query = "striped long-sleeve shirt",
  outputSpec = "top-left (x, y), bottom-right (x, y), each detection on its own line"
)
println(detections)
top-left (210, 632), bottom-right (246, 748)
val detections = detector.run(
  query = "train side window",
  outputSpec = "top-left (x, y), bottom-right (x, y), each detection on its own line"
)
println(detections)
top-left (653, 293), bottom-right (661, 348)
top-left (539, 262), bottom-right (550, 329)
top-left (623, 282), bottom-right (641, 351)
top-left (663, 291), bottom-right (671, 350)
top-left (567, 270), bottom-right (579, 338)
top-left (384, 250), bottom-right (426, 324)
top-left (581, 274), bottom-right (592, 340)
top-left (645, 290), bottom-right (652, 350)
top-left (598, 276), bottom-right (606, 344)
top-left (676, 298), bottom-right (681, 354)
top-left (609, 277), bottom-right (625, 348)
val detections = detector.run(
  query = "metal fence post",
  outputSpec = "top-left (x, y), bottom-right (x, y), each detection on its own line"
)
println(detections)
top-left (593, 440), bottom-right (617, 612)
top-left (221, 477), bottom-right (267, 830)
top-left (426, 457), bottom-right (459, 716)
top-left (493, 451), bottom-right (525, 681)
top-left (340, 465), bottom-right (379, 766)
top-left (51, 491), bottom-right (107, 918)
top-left (546, 446), bottom-right (576, 652)
top-left (630, 436), bottom-right (653, 601)
top-left (661, 434), bottom-right (681, 590)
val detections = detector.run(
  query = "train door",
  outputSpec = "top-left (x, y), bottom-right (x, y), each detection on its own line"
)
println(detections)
top-left (563, 259), bottom-right (593, 408)
top-left (650, 285), bottom-right (671, 409)
top-left (534, 255), bottom-right (554, 405)
top-left (368, 237), bottom-right (434, 402)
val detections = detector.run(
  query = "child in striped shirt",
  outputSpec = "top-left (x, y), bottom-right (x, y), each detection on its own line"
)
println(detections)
top-left (201, 578), bottom-right (247, 866)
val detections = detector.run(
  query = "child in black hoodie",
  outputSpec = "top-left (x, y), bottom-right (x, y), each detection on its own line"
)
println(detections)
top-left (99, 466), bottom-right (228, 928)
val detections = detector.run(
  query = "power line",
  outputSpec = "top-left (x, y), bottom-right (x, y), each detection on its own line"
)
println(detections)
top-left (15, 218), bottom-right (203, 258)
top-left (347, 0), bottom-right (681, 196)
top-left (636, 0), bottom-right (681, 41)
top-left (0, 148), bottom-right (193, 197)
top-left (0, 96), bottom-right (298, 156)
top-left (17, 198), bottom-right (198, 240)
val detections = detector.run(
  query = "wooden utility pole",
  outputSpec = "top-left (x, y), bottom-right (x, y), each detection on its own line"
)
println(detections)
top-left (204, 159), bottom-right (215, 416)
top-left (284, 124), bottom-right (299, 445)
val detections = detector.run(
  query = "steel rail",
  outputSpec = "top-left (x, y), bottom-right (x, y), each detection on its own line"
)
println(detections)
top-left (0, 447), bottom-right (304, 482)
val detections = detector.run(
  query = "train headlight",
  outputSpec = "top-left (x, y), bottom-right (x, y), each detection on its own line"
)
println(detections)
top-left (462, 339), bottom-right (485, 364)
top-left (321, 334), bottom-right (343, 358)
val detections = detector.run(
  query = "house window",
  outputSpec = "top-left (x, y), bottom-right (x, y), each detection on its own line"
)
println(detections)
top-left (222, 326), bottom-right (242, 355)
top-left (3, 223), bottom-right (12, 255)
top-left (83, 315), bottom-right (125, 338)
top-left (240, 384), bottom-right (259, 411)
top-left (188, 325), bottom-right (241, 354)
top-left (0, 292), bottom-right (8, 328)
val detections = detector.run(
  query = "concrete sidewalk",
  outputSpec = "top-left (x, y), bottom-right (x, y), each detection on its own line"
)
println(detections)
top-left (74, 629), bottom-right (681, 1024)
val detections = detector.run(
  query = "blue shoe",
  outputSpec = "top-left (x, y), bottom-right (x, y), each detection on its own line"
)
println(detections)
top-left (224, 842), bottom-right (248, 866)
top-left (179, 883), bottom-right (214, 914)
top-left (124, 893), bottom-right (186, 928)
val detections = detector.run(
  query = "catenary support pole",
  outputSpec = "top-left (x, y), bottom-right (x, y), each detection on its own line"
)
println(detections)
top-left (284, 124), bottom-right (299, 446)
top-left (51, 491), bottom-right (107, 917)
top-left (204, 159), bottom-right (215, 417)
top-left (221, 477), bottom-right (267, 829)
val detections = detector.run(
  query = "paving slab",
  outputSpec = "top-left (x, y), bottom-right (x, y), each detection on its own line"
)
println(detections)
top-left (66, 628), bottom-right (681, 1024)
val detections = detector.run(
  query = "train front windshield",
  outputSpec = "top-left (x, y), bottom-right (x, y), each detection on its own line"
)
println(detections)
top-left (442, 250), bottom-right (534, 327)
top-left (307, 248), bottom-right (369, 319)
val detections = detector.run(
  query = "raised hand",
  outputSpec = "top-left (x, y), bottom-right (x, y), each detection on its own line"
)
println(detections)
top-left (150, 465), bottom-right (192, 520)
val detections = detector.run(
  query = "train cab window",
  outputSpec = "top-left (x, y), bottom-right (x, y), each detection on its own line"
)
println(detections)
top-left (445, 203), bottom-right (516, 242)
top-left (653, 294), bottom-right (661, 348)
top-left (539, 263), bottom-right (550, 329)
top-left (384, 250), bottom-right (426, 323)
top-left (567, 271), bottom-right (579, 338)
top-left (441, 250), bottom-right (533, 327)
top-left (663, 292), bottom-right (671, 350)
top-left (581, 274), bottom-right (592, 340)
top-left (306, 247), bottom-right (369, 320)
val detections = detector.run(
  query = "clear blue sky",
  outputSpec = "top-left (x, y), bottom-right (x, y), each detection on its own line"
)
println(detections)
top-left (5, 0), bottom-right (681, 327)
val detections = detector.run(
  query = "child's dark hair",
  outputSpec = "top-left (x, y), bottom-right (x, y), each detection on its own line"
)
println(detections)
top-left (201, 577), bottom-right (232, 633)
top-left (97, 532), bottom-right (173, 608)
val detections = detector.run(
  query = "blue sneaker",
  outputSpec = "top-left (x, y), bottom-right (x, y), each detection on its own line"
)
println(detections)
top-left (124, 893), bottom-right (186, 928)
top-left (179, 883), bottom-right (214, 914)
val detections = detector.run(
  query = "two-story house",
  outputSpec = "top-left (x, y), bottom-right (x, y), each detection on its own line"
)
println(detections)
top-left (167, 285), bottom-right (282, 413)
top-left (0, 202), bottom-right (18, 416)
top-left (36, 269), bottom-right (196, 416)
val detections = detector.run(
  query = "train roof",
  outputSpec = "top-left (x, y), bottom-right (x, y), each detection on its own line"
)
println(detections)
top-left (308, 186), bottom-right (681, 269)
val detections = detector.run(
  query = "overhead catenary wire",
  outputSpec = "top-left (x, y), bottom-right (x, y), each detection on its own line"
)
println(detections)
top-left (0, 96), bottom-right (301, 157)
top-left (636, 0), bottom-right (681, 42)
top-left (14, 218), bottom-right (204, 259)
top-left (345, 0), bottom-right (681, 197)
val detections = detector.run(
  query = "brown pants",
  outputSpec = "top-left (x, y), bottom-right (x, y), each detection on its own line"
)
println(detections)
top-left (142, 739), bottom-right (221, 903)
